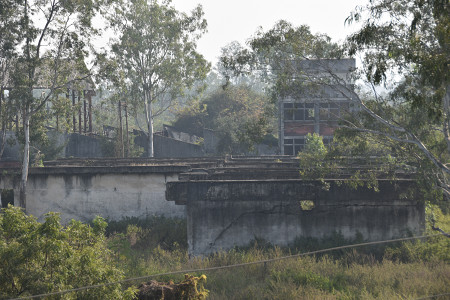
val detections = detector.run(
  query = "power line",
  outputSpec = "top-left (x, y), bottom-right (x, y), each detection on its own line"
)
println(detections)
top-left (414, 293), bottom-right (450, 300)
top-left (7, 233), bottom-right (445, 300)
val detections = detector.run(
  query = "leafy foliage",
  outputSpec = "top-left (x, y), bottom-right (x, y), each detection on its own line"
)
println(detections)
top-left (137, 274), bottom-right (208, 300)
top-left (172, 85), bottom-right (275, 154)
top-left (220, 21), bottom-right (343, 102)
top-left (298, 133), bottom-right (329, 180)
top-left (0, 205), bottom-right (131, 299)
top-left (343, 0), bottom-right (450, 197)
top-left (105, 215), bottom-right (450, 300)
top-left (103, 0), bottom-right (210, 157)
top-left (1, 0), bottom-right (104, 206)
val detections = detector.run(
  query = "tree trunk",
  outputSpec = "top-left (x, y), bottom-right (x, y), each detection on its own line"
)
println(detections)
top-left (443, 86), bottom-right (450, 153)
top-left (83, 97), bottom-right (87, 133)
top-left (0, 88), bottom-right (5, 158)
top-left (124, 101), bottom-right (129, 157)
top-left (72, 89), bottom-right (76, 133)
top-left (144, 90), bottom-right (154, 157)
top-left (19, 107), bottom-right (30, 209)
top-left (78, 91), bottom-right (82, 133)
top-left (88, 92), bottom-right (92, 133)
top-left (118, 101), bottom-right (124, 158)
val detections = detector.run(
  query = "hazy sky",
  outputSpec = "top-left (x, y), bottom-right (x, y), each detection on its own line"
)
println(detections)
top-left (170, 0), bottom-right (364, 64)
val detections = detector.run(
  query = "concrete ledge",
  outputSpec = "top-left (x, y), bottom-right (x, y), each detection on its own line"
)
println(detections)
top-left (166, 179), bottom-right (419, 205)
top-left (28, 165), bottom-right (191, 175)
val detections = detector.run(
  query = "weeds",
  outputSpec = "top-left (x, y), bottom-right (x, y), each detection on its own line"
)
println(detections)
top-left (106, 211), bottom-right (450, 299)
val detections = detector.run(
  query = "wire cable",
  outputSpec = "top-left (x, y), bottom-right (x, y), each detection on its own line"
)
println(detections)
top-left (414, 292), bottom-right (450, 300)
top-left (7, 233), bottom-right (445, 300)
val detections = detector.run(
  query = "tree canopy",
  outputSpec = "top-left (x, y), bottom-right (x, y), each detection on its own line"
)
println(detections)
top-left (172, 85), bottom-right (275, 154)
top-left (220, 21), bottom-right (343, 100)
top-left (103, 0), bottom-right (210, 157)
top-left (0, 0), bottom-right (103, 207)
top-left (220, 3), bottom-right (450, 204)
top-left (340, 0), bottom-right (450, 199)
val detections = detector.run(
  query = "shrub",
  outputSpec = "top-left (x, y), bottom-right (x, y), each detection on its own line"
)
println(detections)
top-left (0, 205), bottom-right (132, 299)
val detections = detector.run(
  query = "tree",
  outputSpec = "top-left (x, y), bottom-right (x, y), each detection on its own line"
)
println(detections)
top-left (0, 205), bottom-right (134, 299)
top-left (173, 85), bottom-right (275, 154)
top-left (0, 0), bottom-right (103, 208)
top-left (104, 0), bottom-right (210, 157)
top-left (0, 0), bottom-right (23, 158)
top-left (220, 21), bottom-right (343, 97)
top-left (221, 8), bottom-right (450, 202)
top-left (341, 0), bottom-right (450, 198)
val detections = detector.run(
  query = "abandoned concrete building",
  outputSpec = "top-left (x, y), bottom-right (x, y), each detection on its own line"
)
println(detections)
top-left (0, 157), bottom-right (425, 256)
top-left (280, 58), bottom-right (356, 155)
top-left (0, 58), bottom-right (426, 256)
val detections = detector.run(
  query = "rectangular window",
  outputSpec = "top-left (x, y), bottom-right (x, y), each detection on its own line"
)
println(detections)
top-left (319, 103), bottom-right (329, 120)
top-left (305, 103), bottom-right (315, 120)
top-left (330, 103), bottom-right (340, 120)
top-left (284, 138), bottom-right (305, 155)
top-left (283, 103), bottom-right (306, 121)
top-left (318, 102), bottom-right (343, 121)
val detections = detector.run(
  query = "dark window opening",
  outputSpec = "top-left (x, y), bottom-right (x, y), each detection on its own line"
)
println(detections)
top-left (284, 138), bottom-right (305, 155)
top-left (283, 103), bottom-right (309, 121)
top-left (1, 189), bottom-right (14, 208)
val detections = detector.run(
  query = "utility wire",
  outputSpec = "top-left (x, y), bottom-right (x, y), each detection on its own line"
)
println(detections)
top-left (414, 292), bottom-right (450, 300)
top-left (8, 233), bottom-right (445, 300)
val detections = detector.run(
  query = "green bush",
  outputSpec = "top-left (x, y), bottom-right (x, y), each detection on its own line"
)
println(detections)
top-left (106, 215), bottom-right (187, 251)
top-left (0, 205), bottom-right (134, 299)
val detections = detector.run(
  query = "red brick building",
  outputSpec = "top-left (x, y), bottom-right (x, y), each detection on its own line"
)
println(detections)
top-left (279, 59), bottom-right (356, 155)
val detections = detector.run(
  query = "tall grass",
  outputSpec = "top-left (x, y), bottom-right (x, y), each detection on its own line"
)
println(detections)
top-left (106, 208), bottom-right (450, 299)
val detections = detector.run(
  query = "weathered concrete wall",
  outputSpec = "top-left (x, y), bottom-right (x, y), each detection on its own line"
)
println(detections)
top-left (1, 165), bottom-right (188, 223)
top-left (166, 180), bottom-right (424, 256)
top-left (65, 133), bottom-right (103, 158)
top-left (133, 131), bottom-right (203, 158)
top-left (154, 135), bottom-right (203, 158)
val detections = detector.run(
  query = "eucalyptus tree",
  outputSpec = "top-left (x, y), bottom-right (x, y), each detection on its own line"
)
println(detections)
top-left (106, 0), bottom-right (210, 157)
top-left (221, 2), bottom-right (450, 202)
top-left (342, 0), bottom-right (450, 199)
top-left (0, 0), bottom-right (103, 208)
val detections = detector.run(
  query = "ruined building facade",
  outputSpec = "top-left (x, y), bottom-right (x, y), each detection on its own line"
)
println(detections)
top-left (279, 59), bottom-right (356, 155)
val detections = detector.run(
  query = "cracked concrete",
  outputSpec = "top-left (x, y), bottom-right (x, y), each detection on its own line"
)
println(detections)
top-left (167, 179), bottom-right (425, 256)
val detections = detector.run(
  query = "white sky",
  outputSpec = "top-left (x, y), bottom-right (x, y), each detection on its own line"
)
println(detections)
top-left (170, 0), bottom-right (364, 64)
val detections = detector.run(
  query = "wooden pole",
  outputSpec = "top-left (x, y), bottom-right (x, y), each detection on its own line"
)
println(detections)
top-left (66, 89), bottom-right (70, 132)
top-left (118, 100), bottom-right (124, 158)
top-left (72, 89), bottom-right (76, 133)
top-left (88, 92), bottom-right (93, 133)
top-left (78, 91), bottom-right (82, 133)
top-left (124, 101), bottom-right (129, 157)
top-left (83, 91), bottom-right (87, 133)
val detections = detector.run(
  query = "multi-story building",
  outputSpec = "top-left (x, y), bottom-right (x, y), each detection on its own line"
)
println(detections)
top-left (279, 58), bottom-right (356, 155)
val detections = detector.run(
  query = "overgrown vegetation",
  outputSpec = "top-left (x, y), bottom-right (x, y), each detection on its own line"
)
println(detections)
top-left (100, 208), bottom-right (449, 300)
top-left (172, 85), bottom-right (276, 155)
top-left (0, 205), bottom-right (134, 299)
top-left (1, 205), bottom-right (448, 299)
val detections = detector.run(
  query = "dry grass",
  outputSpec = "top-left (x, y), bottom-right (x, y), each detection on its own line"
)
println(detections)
top-left (106, 206), bottom-right (450, 299)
